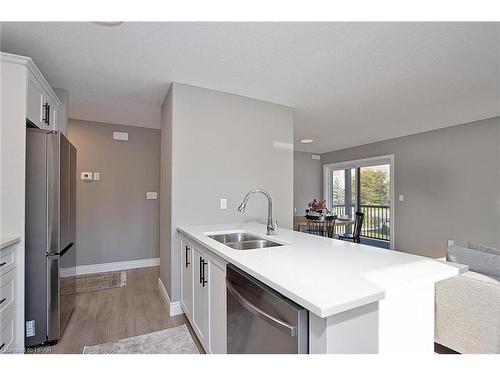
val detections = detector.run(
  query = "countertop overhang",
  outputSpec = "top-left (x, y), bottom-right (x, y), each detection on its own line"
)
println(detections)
top-left (1, 236), bottom-right (21, 250)
top-left (177, 223), bottom-right (466, 318)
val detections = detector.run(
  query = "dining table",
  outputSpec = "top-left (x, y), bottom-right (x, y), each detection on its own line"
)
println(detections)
top-left (294, 215), bottom-right (356, 233)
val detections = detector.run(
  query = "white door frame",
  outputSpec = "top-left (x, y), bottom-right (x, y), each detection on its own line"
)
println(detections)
top-left (323, 154), bottom-right (395, 250)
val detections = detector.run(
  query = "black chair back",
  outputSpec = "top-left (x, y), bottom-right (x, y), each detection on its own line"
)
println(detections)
top-left (306, 215), bottom-right (337, 238)
top-left (353, 211), bottom-right (365, 241)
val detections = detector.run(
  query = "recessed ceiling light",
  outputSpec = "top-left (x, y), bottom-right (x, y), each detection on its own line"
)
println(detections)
top-left (93, 21), bottom-right (124, 27)
top-left (300, 139), bottom-right (314, 144)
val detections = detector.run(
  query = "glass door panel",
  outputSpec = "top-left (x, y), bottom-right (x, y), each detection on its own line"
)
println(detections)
top-left (359, 164), bottom-right (391, 241)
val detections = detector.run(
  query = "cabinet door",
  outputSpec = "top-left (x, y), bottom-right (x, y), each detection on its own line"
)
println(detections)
top-left (192, 248), bottom-right (208, 345)
top-left (43, 95), bottom-right (57, 130)
top-left (208, 261), bottom-right (227, 354)
top-left (180, 240), bottom-right (193, 319)
top-left (26, 75), bottom-right (43, 127)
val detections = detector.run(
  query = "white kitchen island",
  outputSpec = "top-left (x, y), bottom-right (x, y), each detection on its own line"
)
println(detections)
top-left (177, 223), bottom-right (466, 354)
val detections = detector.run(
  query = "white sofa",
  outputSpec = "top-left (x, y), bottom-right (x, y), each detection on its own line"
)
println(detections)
top-left (435, 243), bottom-right (500, 354)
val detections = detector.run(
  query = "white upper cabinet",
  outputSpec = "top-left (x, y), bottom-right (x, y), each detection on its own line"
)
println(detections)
top-left (26, 74), bottom-right (44, 128)
top-left (26, 68), bottom-right (60, 131)
top-left (1, 53), bottom-right (63, 132)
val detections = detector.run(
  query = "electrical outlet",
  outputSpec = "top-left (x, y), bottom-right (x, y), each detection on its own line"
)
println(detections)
top-left (447, 239), bottom-right (455, 247)
top-left (146, 192), bottom-right (158, 200)
top-left (220, 198), bottom-right (227, 210)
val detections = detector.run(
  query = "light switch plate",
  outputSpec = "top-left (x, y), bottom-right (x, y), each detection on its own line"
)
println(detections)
top-left (146, 192), bottom-right (158, 200)
top-left (398, 194), bottom-right (405, 202)
top-left (447, 239), bottom-right (455, 247)
top-left (93, 172), bottom-right (100, 181)
top-left (113, 131), bottom-right (129, 141)
top-left (220, 198), bottom-right (227, 210)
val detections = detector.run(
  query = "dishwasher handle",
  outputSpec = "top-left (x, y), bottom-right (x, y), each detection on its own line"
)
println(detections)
top-left (226, 278), bottom-right (297, 337)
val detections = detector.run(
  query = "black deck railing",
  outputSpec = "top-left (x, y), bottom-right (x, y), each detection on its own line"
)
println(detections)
top-left (331, 204), bottom-right (390, 241)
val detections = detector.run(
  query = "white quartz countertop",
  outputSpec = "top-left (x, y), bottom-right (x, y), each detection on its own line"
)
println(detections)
top-left (1, 236), bottom-right (21, 250)
top-left (177, 223), bottom-right (466, 318)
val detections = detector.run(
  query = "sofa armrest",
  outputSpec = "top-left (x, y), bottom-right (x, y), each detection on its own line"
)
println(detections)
top-left (435, 272), bottom-right (500, 353)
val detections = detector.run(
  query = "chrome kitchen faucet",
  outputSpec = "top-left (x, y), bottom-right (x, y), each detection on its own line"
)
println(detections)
top-left (237, 189), bottom-right (278, 235)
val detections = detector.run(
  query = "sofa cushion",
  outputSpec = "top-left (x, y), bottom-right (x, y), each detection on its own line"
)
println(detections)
top-left (468, 241), bottom-right (500, 256)
top-left (447, 245), bottom-right (500, 278)
top-left (462, 270), bottom-right (500, 284)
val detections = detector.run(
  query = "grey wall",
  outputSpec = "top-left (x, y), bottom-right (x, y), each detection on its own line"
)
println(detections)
top-left (159, 88), bottom-right (173, 292)
top-left (321, 116), bottom-right (500, 258)
top-left (160, 83), bottom-right (294, 300)
top-left (68, 120), bottom-right (161, 266)
top-left (294, 151), bottom-right (322, 215)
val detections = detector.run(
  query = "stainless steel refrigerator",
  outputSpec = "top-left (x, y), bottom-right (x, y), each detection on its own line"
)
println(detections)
top-left (25, 127), bottom-right (77, 347)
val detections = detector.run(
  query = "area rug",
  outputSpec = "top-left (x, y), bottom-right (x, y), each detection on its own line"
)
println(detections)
top-left (82, 325), bottom-right (199, 354)
top-left (60, 271), bottom-right (127, 295)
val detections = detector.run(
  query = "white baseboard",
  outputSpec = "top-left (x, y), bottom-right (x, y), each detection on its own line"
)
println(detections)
top-left (158, 277), bottom-right (183, 317)
top-left (60, 257), bottom-right (160, 277)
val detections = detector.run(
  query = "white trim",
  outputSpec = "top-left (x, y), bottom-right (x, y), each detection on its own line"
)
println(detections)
top-left (60, 257), bottom-right (160, 277)
top-left (1, 52), bottom-right (61, 105)
top-left (158, 277), bottom-right (183, 317)
top-left (323, 154), bottom-right (395, 250)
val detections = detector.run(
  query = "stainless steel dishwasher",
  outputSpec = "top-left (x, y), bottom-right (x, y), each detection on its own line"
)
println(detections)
top-left (226, 264), bottom-right (309, 353)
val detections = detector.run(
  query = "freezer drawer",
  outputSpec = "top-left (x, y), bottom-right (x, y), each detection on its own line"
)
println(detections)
top-left (226, 264), bottom-right (308, 354)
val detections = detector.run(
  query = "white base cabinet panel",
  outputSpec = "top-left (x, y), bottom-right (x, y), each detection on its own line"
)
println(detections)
top-left (192, 247), bottom-right (209, 345)
top-left (180, 239), bottom-right (193, 318)
top-left (309, 283), bottom-right (437, 354)
top-left (208, 261), bottom-right (226, 354)
top-left (179, 234), bottom-right (227, 354)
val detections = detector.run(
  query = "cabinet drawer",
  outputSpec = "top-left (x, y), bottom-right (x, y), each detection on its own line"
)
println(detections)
top-left (0, 313), bottom-right (14, 353)
top-left (0, 245), bottom-right (16, 277)
top-left (0, 269), bottom-right (16, 318)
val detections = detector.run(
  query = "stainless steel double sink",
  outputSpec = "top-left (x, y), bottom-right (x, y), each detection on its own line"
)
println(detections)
top-left (207, 232), bottom-right (283, 250)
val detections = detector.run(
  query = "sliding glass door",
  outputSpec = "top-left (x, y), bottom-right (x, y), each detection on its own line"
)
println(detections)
top-left (325, 156), bottom-right (393, 249)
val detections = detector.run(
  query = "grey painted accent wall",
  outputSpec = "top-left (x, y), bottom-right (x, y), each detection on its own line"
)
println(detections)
top-left (68, 120), bottom-right (160, 266)
top-left (321, 116), bottom-right (500, 258)
top-left (160, 83), bottom-right (294, 301)
top-left (294, 151), bottom-right (322, 215)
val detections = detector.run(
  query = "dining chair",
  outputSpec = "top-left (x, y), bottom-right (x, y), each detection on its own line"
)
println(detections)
top-left (306, 215), bottom-right (337, 238)
top-left (337, 212), bottom-right (364, 243)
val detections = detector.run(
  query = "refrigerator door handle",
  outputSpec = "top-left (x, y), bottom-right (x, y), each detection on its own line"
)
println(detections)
top-left (226, 278), bottom-right (297, 337)
top-left (58, 242), bottom-right (75, 257)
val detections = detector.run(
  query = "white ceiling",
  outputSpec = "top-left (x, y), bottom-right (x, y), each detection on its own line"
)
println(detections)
top-left (1, 22), bottom-right (499, 153)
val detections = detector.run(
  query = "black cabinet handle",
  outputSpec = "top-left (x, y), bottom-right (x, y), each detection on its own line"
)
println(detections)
top-left (0, 342), bottom-right (5, 351)
top-left (0, 298), bottom-right (6, 305)
top-left (185, 246), bottom-right (190, 268)
top-left (199, 257), bottom-right (203, 284)
top-left (0, 262), bottom-right (6, 268)
top-left (42, 103), bottom-right (49, 124)
top-left (202, 260), bottom-right (208, 287)
top-left (46, 104), bottom-right (50, 124)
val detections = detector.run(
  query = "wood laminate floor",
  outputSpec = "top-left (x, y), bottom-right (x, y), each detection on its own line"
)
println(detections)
top-left (48, 266), bottom-right (204, 354)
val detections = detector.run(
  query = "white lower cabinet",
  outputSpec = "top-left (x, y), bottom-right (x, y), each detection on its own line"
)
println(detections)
top-left (192, 247), bottom-right (209, 344)
top-left (208, 261), bottom-right (226, 354)
top-left (180, 235), bottom-right (227, 353)
top-left (180, 239), bottom-right (193, 317)
top-left (0, 241), bottom-right (19, 354)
